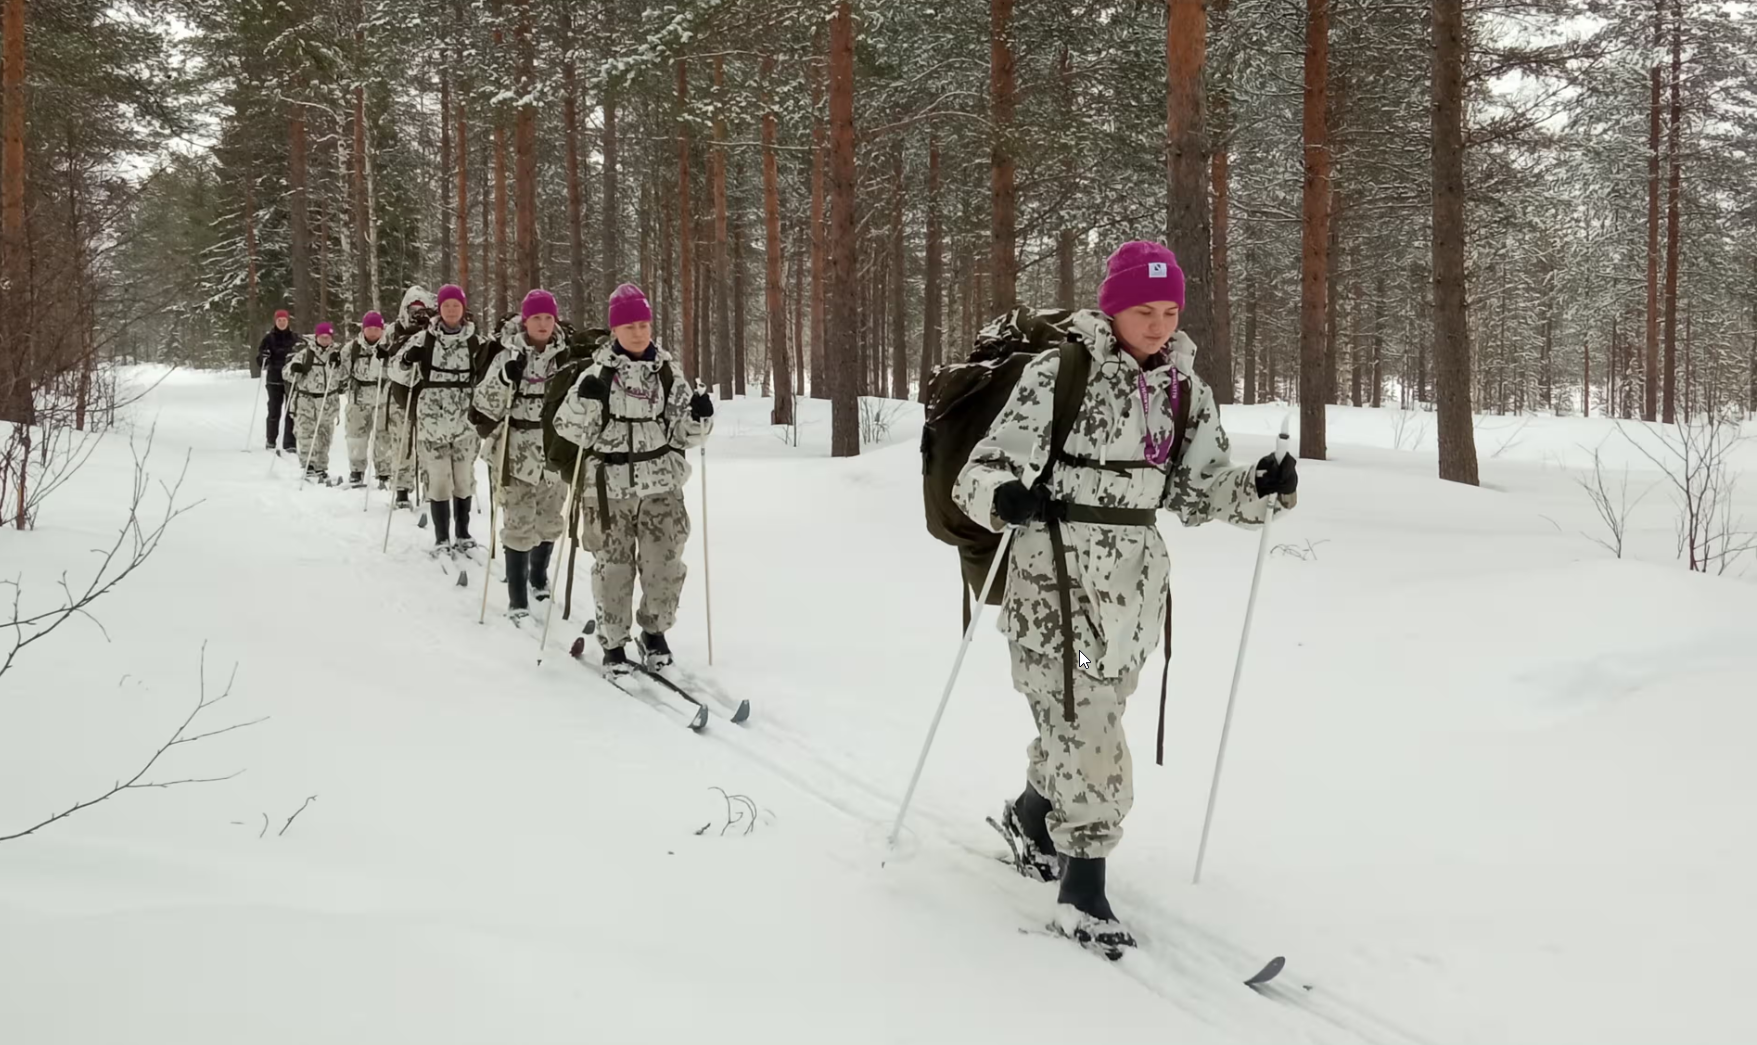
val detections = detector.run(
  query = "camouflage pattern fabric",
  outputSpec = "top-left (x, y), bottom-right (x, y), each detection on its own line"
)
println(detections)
top-left (283, 339), bottom-right (346, 473)
top-left (494, 469), bottom-right (567, 552)
top-left (416, 428), bottom-right (479, 502)
top-left (953, 308), bottom-right (1283, 682)
top-left (475, 330), bottom-right (578, 552)
top-left (387, 319), bottom-right (487, 501)
top-left (549, 338), bottom-right (711, 503)
top-left (1010, 640), bottom-right (1140, 859)
top-left (590, 490), bottom-right (690, 650)
top-left (343, 334), bottom-right (388, 475)
top-left (380, 394), bottom-right (413, 493)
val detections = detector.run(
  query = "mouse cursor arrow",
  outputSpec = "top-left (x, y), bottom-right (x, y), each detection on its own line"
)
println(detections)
top-left (1076, 650), bottom-right (1091, 670)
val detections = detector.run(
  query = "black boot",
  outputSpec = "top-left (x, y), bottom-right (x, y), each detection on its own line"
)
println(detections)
top-left (452, 496), bottom-right (475, 550)
top-left (638, 631), bottom-right (673, 669)
top-left (602, 644), bottom-right (634, 676)
top-left (395, 488), bottom-right (411, 510)
top-left (528, 541), bottom-right (554, 601)
top-left (430, 499), bottom-right (452, 550)
top-left (349, 470), bottom-right (365, 489)
top-left (990, 785), bottom-right (1061, 883)
top-left (504, 547), bottom-right (530, 617)
top-left (1056, 857), bottom-right (1135, 957)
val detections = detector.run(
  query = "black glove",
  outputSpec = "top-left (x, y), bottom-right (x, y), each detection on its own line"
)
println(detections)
top-left (575, 371), bottom-right (609, 401)
top-left (289, 360), bottom-right (311, 376)
top-left (503, 355), bottom-right (526, 385)
top-left (689, 391), bottom-right (715, 420)
top-left (328, 351), bottom-right (341, 367)
top-left (1254, 453), bottom-right (1298, 498)
top-left (374, 344), bottom-right (390, 360)
top-left (993, 480), bottom-right (1049, 526)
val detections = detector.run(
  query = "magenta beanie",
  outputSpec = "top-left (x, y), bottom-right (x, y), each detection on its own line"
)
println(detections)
top-left (1098, 241), bottom-right (1186, 317)
top-left (521, 289), bottom-right (558, 322)
top-left (361, 311), bottom-right (384, 330)
top-left (314, 322), bottom-right (334, 338)
top-left (607, 283), bottom-right (652, 329)
top-left (436, 284), bottom-right (466, 309)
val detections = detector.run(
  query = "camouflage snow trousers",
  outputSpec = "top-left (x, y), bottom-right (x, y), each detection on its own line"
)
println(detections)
top-left (417, 428), bottom-right (480, 502)
top-left (491, 468), bottom-right (567, 553)
top-left (291, 393), bottom-right (339, 474)
top-left (588, 489), bottom-right (690, 650)
top-left (345, 395), bottom-right (391, 478)
top-left (382, 396), bottom-right (414, 493)
top-left (1011, 640), bottom-right (1140, 860)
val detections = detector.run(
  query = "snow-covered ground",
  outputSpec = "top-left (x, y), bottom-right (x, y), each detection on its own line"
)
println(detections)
top-left (3, 368), bottom-right (1756, 1044)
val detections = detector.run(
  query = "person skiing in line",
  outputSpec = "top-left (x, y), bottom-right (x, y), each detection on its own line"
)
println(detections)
top-left (256, 308), bottom-right (300, 452)
top-left (383, 286), bottom-right (435, 508)
top-left (283, 321), bottom-right (347, 483)
top-left (342, 311), bottom-right (392, 490)
top-left (388, 283), bottom-right (493, 556)
top-left (956, 241), bottom-right (1299, 956)
top-left (551, 283), bottom-right (714, 674)
top-left (472, 289), bottom-right (584, 621)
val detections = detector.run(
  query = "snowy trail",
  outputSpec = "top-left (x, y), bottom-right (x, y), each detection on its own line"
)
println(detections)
top-left (5, 368), bottom-right (1757, 1044)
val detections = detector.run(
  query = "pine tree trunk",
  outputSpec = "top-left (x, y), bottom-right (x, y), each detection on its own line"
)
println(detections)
top-left (921, 132), bottom-right (943, 402)
top-left (1209, 0), bottom-right (1235, 402)
top-left (319, 124), bottom-right (332, 321)
top-left (890, 143), bottom-right (907, 401)
top-left (677, 59), bottom-right (695, 380)
top-left (1432, 0), bottom-right (1479, 485)
top-left (1324, 187), bottom-right (1340, 405)
top-left (1168, 0), bottom-right (1223, 400)
top-left (493, 118), bottom-right (509, 323)
top-left (1349, 273), bottom-right (1362, 407)
top-left (988, 0), bottom-right (1017, 313)
top-left (1243, 251), bottom-right (1258, 405)
top-left (809, 40), bottom-right (828, 399)
top-left (1056, 45), bottom-right (1077, 311)
top-left (1583, 333), bottom-right (1591, 417)
top-left (828, 1), bottom-right (859, 456)
top-left (761, 53), bottom-right (793, 425)
top-left (351, 21), bottom-right (371, 314)
top-left (1298, 0), bottom-right (1329, 461)
top-left (560, 5), bottom-right (586, 319)
top-left (289, 106), bottom-right (313, 324)
top-left (793, 221), bottom-right (805, 398)
top-left (1662, 0), bottom-right (1683, 424)
top-left (513, 0), bottom-right (538, 292)
top-left (1644, 0), bottom-right (1662, 422)
top-left (601, 0), bottom-right (620, 301)
top-left (456, 33), bottom-right (470, 299)
top-left (244, 173), bottom-right (260, 370)
top-left (1371, 271), bottom-right (1385, 409)
top-left (440, 74), bottom-right (454, 285)
top-left (0, 0), bottom-right (28, 423)
top-left (711, 56), bottom-right (732, 400)
top-left (732, 192), bottom-right (748, 397)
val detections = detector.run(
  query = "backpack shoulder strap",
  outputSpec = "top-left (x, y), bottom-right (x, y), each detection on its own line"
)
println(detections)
top-left (1048, 340), bottom-right (1090, 466)
top-left (661, 362), bottom-right (676, 404)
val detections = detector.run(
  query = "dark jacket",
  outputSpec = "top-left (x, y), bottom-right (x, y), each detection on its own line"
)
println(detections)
top-left (257, 326), bottom-right (301, 385)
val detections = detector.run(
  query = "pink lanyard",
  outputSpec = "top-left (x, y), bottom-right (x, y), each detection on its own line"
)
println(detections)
top-left (1137, 370), bottom-right (1180, 467)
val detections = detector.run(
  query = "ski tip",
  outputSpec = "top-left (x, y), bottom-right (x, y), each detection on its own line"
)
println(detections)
top-left (456, 571), bottom-right (469, 586)
top-left (1245, 955), bottom-right (1286, 988)
top-left (688, 706), bottom-right (709, 731)
top-left (568, 637), bottom-right (585, 659)
top-left (582, 619), bottom-right (596, 635)
top-left (417, 515), bottom-right (429, 528)
top-left (731, 700), bottom-right (750, 725)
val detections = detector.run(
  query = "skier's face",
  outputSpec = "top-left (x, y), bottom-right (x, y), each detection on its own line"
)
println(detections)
top-left (364, 326), bottom-right (383, 342)
top-left (274, 316), bottom-right (290, 330)
top-left (525, 313), bottom-right (557, 344)
top-left (614, 321), bottom-right (652, 356)
top-left (1111, 302), bottom-right (1180, 363)
top-left (439, 299), bottom-right (465, 327)
top-left (316, 334), bottom-right (333, 347)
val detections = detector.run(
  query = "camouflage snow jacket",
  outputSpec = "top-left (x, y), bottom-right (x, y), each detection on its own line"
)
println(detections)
top-left (472, 330), bottom-right (589, 487)
top-left (386, 318), bottom-right (494, 443)
top-left (342, 333), bottom-right (388, 408)
top-left (952, 308), bottom-right (1282, 681)
top-left (283, 338), bottom-right (347, 403)
top-left (550, 339), bottom-right (711, 504)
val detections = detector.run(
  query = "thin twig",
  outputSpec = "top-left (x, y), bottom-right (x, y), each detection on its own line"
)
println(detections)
top-left (278, 795), bottom-right (318, 837)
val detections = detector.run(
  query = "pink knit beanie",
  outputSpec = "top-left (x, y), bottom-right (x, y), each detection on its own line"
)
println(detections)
top-left (1098, 241), bottom-right (1186, 316)
top-left (607, 283), bottom-right (652, 329)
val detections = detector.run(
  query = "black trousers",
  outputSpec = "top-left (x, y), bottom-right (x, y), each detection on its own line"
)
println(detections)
top-left (265, 382), bottom-right (297, 450)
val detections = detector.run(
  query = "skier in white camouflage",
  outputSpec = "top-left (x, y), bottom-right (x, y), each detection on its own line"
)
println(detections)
top-left (387, 283), bottom-right (493, 556)
top-left (383, 287), bottom-right (434, 510)
top-left (472, 289), bottom-right (583, 621)
top-left (341, 310), bottom-right (392, 489)
top-left (956, 241), bottom-right (1299, 955)
top-left (550, 283), bottom-right (714, 674)
top-left (283, 321), bottom-right (347, 483)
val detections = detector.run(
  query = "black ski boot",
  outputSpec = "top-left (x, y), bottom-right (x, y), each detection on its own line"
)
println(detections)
top-left (528, 541), bottom-right (554, 602)
top-left (602, 645), bottom-right (634, 676)
top-left (504, 548), bottom-right (530, 621)
top-left (637, 631), bottom-right (673, 669)
top-left (429, 499), bottom-right (452, 555)
top-left (1055, 857), bottom-right (1135, 960)
top-left (376, 475), bottom-right (389, 490)
top-left (394, 488), bottom-right (412, 510)
top-left (989, 785), bottom-right (1061, 883)
top-left (451, 496), bottom-right (475, 552)
top-left (348, 470), bottom-right (365, 489)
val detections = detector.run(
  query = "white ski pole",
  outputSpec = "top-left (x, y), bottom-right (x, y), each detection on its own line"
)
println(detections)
top-left (538, 445), bottom-right (587, 665)
top-left (885, 524), bottom-right (1017, 859)
top-left (244, 363), bottom-right (263, 452)
top-left (1193, 415), bottom-right (1292, 886)
top-left (382, 382), bottom-right (417, 554)
top-left (696, 377), bottom-right (714, 666)
top-left (479, 417), bottom-right (511, 624)
top-left (362, 355), bottom-right (387, 511)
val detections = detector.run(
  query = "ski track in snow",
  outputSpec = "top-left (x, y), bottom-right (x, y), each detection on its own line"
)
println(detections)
top-left (4, 367), bottom-right (1757, 1044)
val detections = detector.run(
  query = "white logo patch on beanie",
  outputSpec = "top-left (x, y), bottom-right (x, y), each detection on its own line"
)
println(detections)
top-left (1148, 262), bottom-right (1168, 278)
